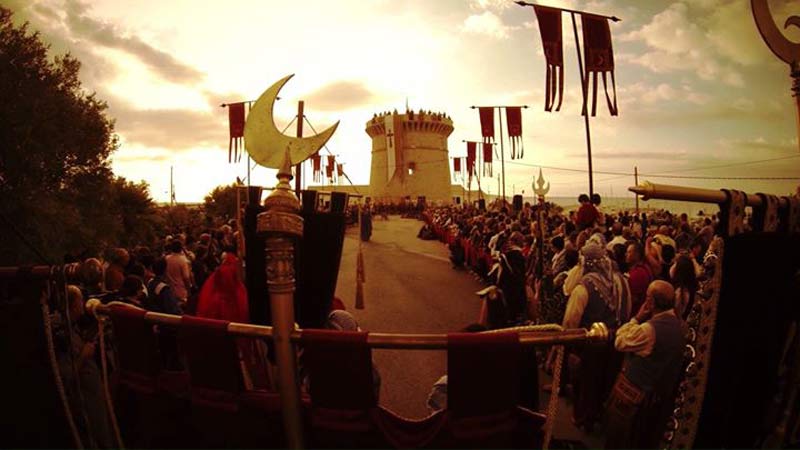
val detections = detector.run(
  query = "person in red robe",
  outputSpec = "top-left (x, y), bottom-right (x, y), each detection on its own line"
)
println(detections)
top-left (196, 250), bottom-right (249, 323)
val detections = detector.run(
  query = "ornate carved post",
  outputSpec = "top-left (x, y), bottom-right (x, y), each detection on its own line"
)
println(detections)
top-left (257, 152), bottom-right (305, 448)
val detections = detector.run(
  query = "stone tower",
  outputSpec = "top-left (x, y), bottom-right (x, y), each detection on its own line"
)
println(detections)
top-left (365, 109), bottom-right (454, 203)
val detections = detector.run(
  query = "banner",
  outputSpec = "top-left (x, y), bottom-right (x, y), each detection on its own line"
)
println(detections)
top-left (479, 107), bottom-right (495, 144)
top-left (533, 5), bottom-right (564, 112)
top-left (453, 158), bottom-right (462, 181)
top-left (482, 143), bottom-right (493, 177)
top-left (228, 102), bottom-right (245, 163)
top-left (466, 142), bottom-right (477, 186)
top-left (506, 107), bottom-right (524, 160)
top-left (312, 153), bottom-right (322, 183)
top-left (326, 155), bottom-right (336, 183)
top-left (336, 163), bottom-right (344, 181)
top-left (581, 14), bottom-right (618, 116)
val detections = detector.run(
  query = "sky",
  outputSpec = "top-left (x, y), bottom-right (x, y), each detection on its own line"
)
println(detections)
top-left (7, 0), bottom-right (800, 203)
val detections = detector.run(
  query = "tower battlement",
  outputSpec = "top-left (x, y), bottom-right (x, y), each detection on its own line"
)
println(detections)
top-left (365, 109), bottom-right (454, 139)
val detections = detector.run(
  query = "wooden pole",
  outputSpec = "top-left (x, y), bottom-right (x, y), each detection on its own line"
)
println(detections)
top-left (498, 108), bottom-right (507, 202)
top-left (570, 12), bottom-right (595, 197)
top-left (295, 101), bottom-right (304, 194)
top-left (634, 166), bottom-right (639, 215)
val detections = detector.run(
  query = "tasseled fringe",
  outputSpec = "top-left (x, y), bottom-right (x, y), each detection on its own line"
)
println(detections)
top-left (544, 63), bottom-right (564, 112)
top-left (582, 70), bottom-right (618, 117)
top-left (229, 137), bottom-right (244, 163)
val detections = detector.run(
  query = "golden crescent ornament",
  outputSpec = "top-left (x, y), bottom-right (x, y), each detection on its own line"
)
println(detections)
top-left (752, 0), bottom-right (800, 65)
top-left (244, 74), bottom-right (339, 168)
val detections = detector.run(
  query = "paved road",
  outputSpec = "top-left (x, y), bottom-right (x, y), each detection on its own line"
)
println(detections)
top-left (334, 215), bottom-right (484, 418)
top-left (332, 215), bottom-right (603, 447)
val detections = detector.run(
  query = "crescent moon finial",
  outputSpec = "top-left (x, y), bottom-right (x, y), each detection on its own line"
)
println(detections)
top-left (244, 74), bottom-right (340, 169)
top-left (752, 0), bottom-right (800, 65)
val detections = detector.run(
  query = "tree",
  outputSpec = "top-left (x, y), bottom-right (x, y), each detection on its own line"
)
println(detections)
top-left (203, 183), bottom-right (239, 223)
top-left (0, 7), bottom-right (119, 264)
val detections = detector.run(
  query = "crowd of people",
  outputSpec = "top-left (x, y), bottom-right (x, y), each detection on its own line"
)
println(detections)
top-left (423, 194), bottom-right (721, 447)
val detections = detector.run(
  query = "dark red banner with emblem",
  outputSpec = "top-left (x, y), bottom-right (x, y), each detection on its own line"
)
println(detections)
top-left (482, 143), bottom-right (493, 177)
top-left (581, 14), bottom-right (618, 116)
top-left (479, 107), bottom-right (495, 144)
top-left (312, 153), bottom-right (322, 182)
top-left (326, 155), bottom-right (335, 182)
top-left (506, 107), bottom-right (524, 160)
top-left (228, 102), bottom-right (245, 163)
top-left (533, 5), bottom-right (564, 112)
top-left (466, 142), bottom-right (477, 184)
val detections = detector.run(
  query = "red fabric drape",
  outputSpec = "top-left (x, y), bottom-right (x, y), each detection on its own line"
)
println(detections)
top-left (228, 102), bottom-right (246, 163)
top-left (582, 14), bottom-right (618, 116)
top-left (312, 153), bottom-right (322, 182)
top-left (453, 158), bottom-right (462, 180)
top-left (479, 107), bottom-right (495, 144)
top-left (196, 253), bottom-right (249, 323)
top-left (482, 143), bottom-right (493, 177)
top-left (506, 107), bottom-right (523, 160)
top-left (336, 163), bottom-right (344, 179)
top-left (533, 5), bottom-right (564, 112)
top-left (326, 155), bottom-right (336, 182)
top-left (466, 142), bottom-right (477, 187)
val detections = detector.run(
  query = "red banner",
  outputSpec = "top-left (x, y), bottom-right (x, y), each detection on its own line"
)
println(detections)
top-left (453, 157), bottom-right (462, 180)
top-left (506, 107), bottom-right (523, 160)
top-left (482, 143), bottom-right (493, 177)
top-left (326, 155), bottom-right (336, 182)
top-left (466, 142), bottom-right (477, 184)
top-left (336, 163), bottom-right (344, 179)
top-left (478, 107), bottom-right (495, 144)
top-left (582, 14), bottom-right (618, 116)
top-left (533, 5), bottom-right (564, 112)
top-left (228, 102), bottom-right (245, 163)
top-left (312, 153), bottom-right (322, 182)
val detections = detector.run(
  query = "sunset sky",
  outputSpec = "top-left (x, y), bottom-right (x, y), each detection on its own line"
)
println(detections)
top-left (8, 0), bottom-right (800, 202)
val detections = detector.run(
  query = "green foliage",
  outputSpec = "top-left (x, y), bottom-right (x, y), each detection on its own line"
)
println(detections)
top-left (203, 183), bottom-right (239, 223)
top-left (0, 7), bottom-right (160, 264)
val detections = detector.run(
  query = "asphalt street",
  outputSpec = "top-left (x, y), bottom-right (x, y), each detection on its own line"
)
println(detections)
top-left (332, 215), bottom-right (602, 447)
top-left (334, 215), bottom-right (484, 418)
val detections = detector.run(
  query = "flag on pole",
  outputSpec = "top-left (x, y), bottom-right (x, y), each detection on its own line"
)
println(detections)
top-left (326, 155), bottom-right (336, 183)
top-left (312, 153), bottom-right (322, 182)
top-left (453, 157), bottom-right (462, 181)
top-left (466, 142), bottom-right (477, 185)
top-left (581, 14), bottom-right (618, 116)
top-left (482, 143), bottom-right (493, 177)
top-left (506, 107), bottom-right (524, 160)
top-left (533, 5), bottom-right (564, 112)
top-left (479, 107), bottom-right (495, 144)
top-left (228, 102), bottom-right (246, 163)
top-left (336, 163), bottom-right (344, 183)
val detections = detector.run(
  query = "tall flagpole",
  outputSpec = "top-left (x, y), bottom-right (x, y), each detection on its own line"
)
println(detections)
top-left (498, 108), bottom-right (506, 201)
top-left (295, 101), bottom-right (304, 194)
top-left (570, 12), bottom-right (595, 198)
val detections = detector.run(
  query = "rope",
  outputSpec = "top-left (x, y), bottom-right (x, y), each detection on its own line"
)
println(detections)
top-left (41, 274), bottom-right (84, 449)
top-left (97, 315), bottom-right (125, 448)
top-left (485, 323), bottom-right (565, 449)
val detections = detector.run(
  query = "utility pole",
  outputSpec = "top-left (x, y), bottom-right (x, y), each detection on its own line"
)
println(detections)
top-left (170, 165), bottom-right (175, 206)
top-left (634, 166), bottom-right (640, 215)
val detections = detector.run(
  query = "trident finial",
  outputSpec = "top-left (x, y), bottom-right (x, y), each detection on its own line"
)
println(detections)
top-left (532, 168), bottom-right (550, 198)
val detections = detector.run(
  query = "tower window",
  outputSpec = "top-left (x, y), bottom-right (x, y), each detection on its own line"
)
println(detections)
top-left (408, 162), bottom-right (416, 175)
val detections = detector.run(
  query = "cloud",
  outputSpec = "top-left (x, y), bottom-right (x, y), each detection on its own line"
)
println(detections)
top-left (461, 11), bottom-right (513, 39)
top-left (303, 80), bottom-right (376, 111)
top-left (106, 96), bottom-right (226, 150)
top-left (63, 0), bottom-right (204, 85)
top-left (620, 2), bottom-right (750, 87)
